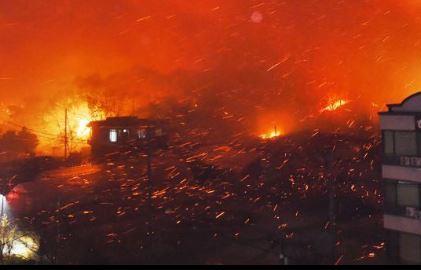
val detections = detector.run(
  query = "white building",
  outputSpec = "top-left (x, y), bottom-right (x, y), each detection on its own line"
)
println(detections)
top-left (379, 92), bottom-right (421, 264)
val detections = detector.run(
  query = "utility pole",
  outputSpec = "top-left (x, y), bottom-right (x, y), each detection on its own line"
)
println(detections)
top-left (144, 129), bottom-right (154, 263)
top-left (324, 143), bottom-right (336, 265)
top-left (55, 198), bottom-right (61, 264)
top-left (329, 172), bottom-right (336, 264)
top-left (64, 108), bottom-right (68, 160)
top-left (146, 128), bottom-right (152, 207)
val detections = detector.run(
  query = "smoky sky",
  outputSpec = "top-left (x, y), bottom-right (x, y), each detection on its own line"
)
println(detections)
top-left (1, 0), bottom-right (421, 133)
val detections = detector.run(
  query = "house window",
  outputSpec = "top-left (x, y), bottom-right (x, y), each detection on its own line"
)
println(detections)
top-left (417, 132), bottom-right (421, 155)
top-left (138, 129), bottom-right (146, 139)
top-left (384, 181), bottom-right (397, 208)
top-left (397, 181), bottom-right (419, 207)
top-left (384, 131), bottom-right (394, 155)
top-left (395, 131), bottom-right (417, 156)
top-left (109, 129), bottom-right (117, 143)
top-left (399, 233), bottom-right (421, 264)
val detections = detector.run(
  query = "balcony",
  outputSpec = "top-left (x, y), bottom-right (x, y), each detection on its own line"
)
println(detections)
top-left (382, 164), bottom-right (421, 184)
top-left (384, 214), bottom-right (421, 235)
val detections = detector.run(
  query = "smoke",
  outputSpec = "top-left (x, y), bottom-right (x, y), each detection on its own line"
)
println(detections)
top-left (1, 0), bottom-right (421, 152)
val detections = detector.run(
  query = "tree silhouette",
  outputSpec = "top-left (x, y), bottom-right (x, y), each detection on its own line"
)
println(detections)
top-left (0, 127), bottom-right (38, 158)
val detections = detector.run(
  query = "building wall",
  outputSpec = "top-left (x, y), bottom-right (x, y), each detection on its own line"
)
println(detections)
top-left (380, 95), bottom-right (421, 264)
top-left (380, 115), bottom-right (415, 131)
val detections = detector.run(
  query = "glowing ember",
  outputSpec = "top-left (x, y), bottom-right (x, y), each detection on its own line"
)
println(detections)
top-left (320, 99), bottom-right (349, 112)
top-left (260, 126), bottom-right (283, 139)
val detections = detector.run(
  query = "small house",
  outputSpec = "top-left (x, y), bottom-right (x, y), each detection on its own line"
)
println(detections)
top-left (87, 116), bottom-right (168, 155)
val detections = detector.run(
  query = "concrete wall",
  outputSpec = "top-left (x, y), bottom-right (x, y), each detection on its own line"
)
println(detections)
top-left (384, 214), bottom-right (421, 236)
top-left (382, 165), bottom-right (421, 184)
top-left (380, 115), bottom-right (415, 131)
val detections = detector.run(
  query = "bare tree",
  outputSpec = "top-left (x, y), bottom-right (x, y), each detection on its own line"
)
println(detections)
top-left (0, 215), bottom-right (39, 264)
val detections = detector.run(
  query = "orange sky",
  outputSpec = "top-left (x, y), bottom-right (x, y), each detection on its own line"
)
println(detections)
top-left (1, 0), bottom-right (421, 151)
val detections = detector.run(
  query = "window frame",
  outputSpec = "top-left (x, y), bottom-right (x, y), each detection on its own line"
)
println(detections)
top-left (383, 130), bottom-right (395, 156)
top-left (394, 130), bottom-right (418, 156)
top-left (382, 129), bottom-right (421, 157)
top-left (384, 179), bottom-right (397, 209)
top-left (396, 181), bottom-right (420, 208)
top-left (384, 179), bottom-right (421, 212)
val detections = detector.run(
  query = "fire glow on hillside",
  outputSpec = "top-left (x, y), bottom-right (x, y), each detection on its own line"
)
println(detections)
top-left (320, 99), bottom-right (350, 113)
top-left (260, 125), bottom-right (283, 139)
top-left (40, 99), bottom-right (105, 152)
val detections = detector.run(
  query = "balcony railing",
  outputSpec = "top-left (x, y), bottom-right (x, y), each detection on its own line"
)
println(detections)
top-left (383, 155), bottom-right (421, 168)
top-left (385, 204), bottom-right (421, 221)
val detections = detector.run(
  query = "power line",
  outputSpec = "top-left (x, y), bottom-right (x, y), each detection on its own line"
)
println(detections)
top-left (3, 120), bottom-right (58, 139)
top-left (2, 113), bottom-right (94, 147)
top-left (2, 120), bottom-right (90, 145)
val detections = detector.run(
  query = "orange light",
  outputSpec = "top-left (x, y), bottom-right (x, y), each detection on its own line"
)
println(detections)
top-left (320, 98), bottom-right (349, 112)
top-left (260, 125), bottom-right (283, 139)
top-left (76, 118), bottom-right (91, 139)
top-left (41, 99), bottom-right (105, 153)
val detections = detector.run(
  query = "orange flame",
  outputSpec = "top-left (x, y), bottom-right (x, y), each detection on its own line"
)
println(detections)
top-left (41, 99), bottom-right (105, 153)
top-left (259, 125), bottom-right (283, 139)
top-left (320, 98), bottom-right (349, 112)
top-left (75, 118), bottom-right (92, 139)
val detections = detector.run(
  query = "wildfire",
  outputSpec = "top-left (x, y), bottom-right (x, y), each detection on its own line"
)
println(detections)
top-left (260, 125), bottom-right (283, 139)
top-left (320, 98), bottom-right (349, 112)
top-left (76, 118), bottom-right (91, 139)
top-left (41, 99), bottom-right (105, 153)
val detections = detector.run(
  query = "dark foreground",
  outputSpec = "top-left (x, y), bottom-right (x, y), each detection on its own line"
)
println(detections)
top-left (5, 129), bottom-right (386, 265)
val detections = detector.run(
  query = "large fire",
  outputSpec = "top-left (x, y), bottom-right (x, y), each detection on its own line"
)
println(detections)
top-left (40, 99), bottom-right (105, 154)
top-left (75, 118), bottom-right (92, 139)
top-left (260, 125), bottom-right (284, 139)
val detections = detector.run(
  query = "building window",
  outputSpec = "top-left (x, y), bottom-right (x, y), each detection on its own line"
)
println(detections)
top-left (385, 181), bottom-right (397, 208)
top-left (399, 233), bottom-right (421, 264)
top-left (395, 131), bottom-right (417, 156)
top-left (109, 129), bottom-right (117, 143)
top-left (384, 131), bottom-right (394, 155)
top-left (138, 129), bottom-right (146, 139)
top-left (387, 231), bottom-right (399, 263)
top-left (397, 181), bottom-right (420, 207)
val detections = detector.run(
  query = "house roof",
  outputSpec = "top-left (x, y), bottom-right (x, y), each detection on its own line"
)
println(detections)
top-left (88, 116), bottom-right (166, 127)
top-left (379, 92), bottom-right (421, 114)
